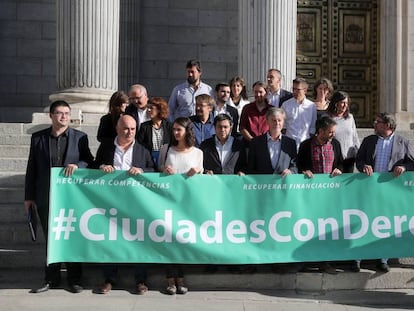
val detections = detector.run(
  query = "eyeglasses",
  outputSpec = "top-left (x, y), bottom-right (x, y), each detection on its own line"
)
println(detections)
top-left (373, 120), bottom-right (385, 125)
top-left (53, 112), bottom-right (70, 117)
top-left (129, 96), bottom-right (144, 101)
top-left (292, 87), bottom-right (306, 91)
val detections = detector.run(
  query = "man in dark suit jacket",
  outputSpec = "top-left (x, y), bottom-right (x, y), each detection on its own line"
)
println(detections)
top-left (266, 68), bottom-right (293, 107)
top-left (248, 107), bottom-right (297, 175)
top-left (200, 114), bottom-right (246, 175)
top-left (214, 82), bottom-right (240, 137)
top-left (94, 114), bottom-right (154, 295)
top-left (355, 112), bottom-right (414, 273)
top-left (24, 101), bottom-right (94, 294)
top-left (297, 116), bottom-right (343, 177)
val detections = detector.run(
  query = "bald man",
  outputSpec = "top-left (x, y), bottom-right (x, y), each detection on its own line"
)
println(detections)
top-left (94, 114), bottom-right (154, 294)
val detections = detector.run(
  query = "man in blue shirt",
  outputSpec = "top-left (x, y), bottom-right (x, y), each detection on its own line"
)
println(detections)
top-left (189, 94), bottom-right (215, 147)
top-left (355, 112), bottom-right (414, 272)
top-left (168, 59), bottom-right (214, 121)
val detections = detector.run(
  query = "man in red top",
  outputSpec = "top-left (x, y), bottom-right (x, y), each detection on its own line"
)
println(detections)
top-left (239, 81), bottom-right (272, 143)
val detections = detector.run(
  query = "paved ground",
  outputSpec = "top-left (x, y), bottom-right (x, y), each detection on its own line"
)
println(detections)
top-left (1, 288), bottom-right (414, 311)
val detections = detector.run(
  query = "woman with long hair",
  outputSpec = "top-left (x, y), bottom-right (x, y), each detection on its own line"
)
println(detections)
top-left (313, 78), bottom-right (334, 119)
top-left (228, 76), bottom-right (250, 118)
top-left (97, 91), bottom-right (129, 142)
top-left (157, 117), bottom-right (203, 294)
top-left (326, 91), bottom-right (360, 173)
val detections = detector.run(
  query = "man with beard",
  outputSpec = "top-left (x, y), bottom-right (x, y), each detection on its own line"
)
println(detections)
top-left (239, 81), bottom-right (272, 144)
top-left (297, 115), bottom-right (343, 275)
top-left (213, 82), bottom-right (239, 137)
top-left (189, 94), bottom-right (216, 147)
top-left (168, 59), bottom-right (214, 121)
top-left (354, 112), bottom-right (414, 273)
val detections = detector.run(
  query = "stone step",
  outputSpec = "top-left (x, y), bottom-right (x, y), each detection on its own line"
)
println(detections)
top-left (0, 158), bottom-right (28, 172)
top-left (0, 173), bottom-right (25, 188)
top-left (0, 187), bottom-right (24, 203)
top-left (2, 261), bottom-right (414, 291)
top-left (0, 145), bottom-right (29, 158)
top-left (0, 134), bottom-right (31, 146)
top-left (0, 203), bottom-right (26, 222)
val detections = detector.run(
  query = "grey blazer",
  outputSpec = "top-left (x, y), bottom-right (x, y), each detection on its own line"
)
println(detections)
top-left (356, 133), bottom-right (414, 172)
top-left (248, 133), bottom-right (298, 174)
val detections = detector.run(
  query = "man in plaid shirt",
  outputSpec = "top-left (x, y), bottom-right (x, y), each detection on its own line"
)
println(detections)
top-left (297, 116), bottom-right (343, 178)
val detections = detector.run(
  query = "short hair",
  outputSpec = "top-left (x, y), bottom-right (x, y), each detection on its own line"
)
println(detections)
top-left (49, 100), bottom-right (70, 114)
top-left (267, 68), bottom-right (282, 78)
top-left (171, 117), bottom-right (196, 147)
top-left (313, 78), bottom-right (334, 97)
top-left (215, 82), bottom-right (230, 92)
top-left (229, 76), bottom-right (248, 100)
top-left (316, 116), bottom-right (337, 133)
top-left (377, 112), bottom-right (397, 131)
top-left (266, 107), bottom-right (286, 120)
top-left (327, 91), bottom-right (351, 119)
top-left (293, 77), bottom-right (308, 89)
top-left (108, 91), bottom-right (128, 114)
top-left (196, 94), bottom-right (214, 107)
top-left (252, 80), bottom-right (267, 91)
top-left (214, 113), bottom-right (233, 127)
top-left (186, 59), bottom-right (201, 72)
top-left (129, 84), bottom-right (147, 96)
top-left (148, 97), bottom-right (169, 120)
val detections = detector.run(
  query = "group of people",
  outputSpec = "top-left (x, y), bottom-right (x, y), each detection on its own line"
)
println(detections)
top-left (24, 59), bottom-right (414, 295)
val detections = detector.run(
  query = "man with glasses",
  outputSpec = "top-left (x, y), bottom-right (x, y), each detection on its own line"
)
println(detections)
top-left (24, 101), bottom-right (94, 293)
top-left (189, 94), bottom-right (216, 147)
top-left (281, 77), bottom-right (317, 150)
top-left (355, 112), bottom-right (414, 272)
top-left (125, 84), bottom-right (150, 130)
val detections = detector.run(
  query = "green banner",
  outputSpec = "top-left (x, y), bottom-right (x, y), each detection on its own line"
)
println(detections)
top-left (48, 168), bottom-right (414, 264)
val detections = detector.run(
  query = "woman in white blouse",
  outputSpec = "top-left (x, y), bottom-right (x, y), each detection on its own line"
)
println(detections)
top-left (327, 91), bottom-right (360, 173)
top-left (158, 117), bottom-right (203, 294)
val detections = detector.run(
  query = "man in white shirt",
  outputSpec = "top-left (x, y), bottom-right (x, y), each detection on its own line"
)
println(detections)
top-left (266, 68), bottom-right (293, 107)
top-left (94, 114), bottom-right (154, 294)
top-left (281, 77), bottom-right (317, 149)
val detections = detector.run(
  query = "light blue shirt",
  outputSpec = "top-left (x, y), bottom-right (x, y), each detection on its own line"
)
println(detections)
top-left (267, 133), bottom-right (282, 170)
top-left (215, 135), bottom-right (234, 166)
top-left (374, 133), bottom-right (394, 172)
top-left (168, 81), bottom-right (214, 121)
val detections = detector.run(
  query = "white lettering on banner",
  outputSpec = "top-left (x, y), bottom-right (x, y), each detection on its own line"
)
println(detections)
top-left (79, 208), bottom-right (105, 241)
top-left (74, 208), bottom-right (414, 244)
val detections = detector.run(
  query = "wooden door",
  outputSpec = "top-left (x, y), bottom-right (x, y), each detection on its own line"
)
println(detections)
top-left (296, 0), bottom-right (379, 127)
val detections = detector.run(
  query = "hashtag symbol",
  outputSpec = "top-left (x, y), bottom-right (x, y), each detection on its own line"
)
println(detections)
top-left (52, 209), bottom-right (77, 240)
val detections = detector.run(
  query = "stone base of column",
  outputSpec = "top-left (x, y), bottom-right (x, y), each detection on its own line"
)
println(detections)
top-left (394, 112), bottom-right (414, 131)
top-left (49, 88), bottom-right (114, 114)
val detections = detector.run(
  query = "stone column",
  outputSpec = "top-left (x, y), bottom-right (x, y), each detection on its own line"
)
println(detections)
top-left (118, 0), bottom-right (140, 91)
top-left (380, 0), bottom-right (414, 130)
top-left (49, 0), bottom-right (120, 113)
top-left (239, 0), bottom-right (297, 92)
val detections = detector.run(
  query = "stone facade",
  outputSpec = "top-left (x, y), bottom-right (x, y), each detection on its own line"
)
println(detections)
top-left (0, 0), bottom-right (239, 122)
top-left (1, 0), bottom-right (414, 129)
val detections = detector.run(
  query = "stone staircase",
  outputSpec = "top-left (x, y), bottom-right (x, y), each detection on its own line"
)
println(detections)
top-left (2, 119), bottom-right (414, 292)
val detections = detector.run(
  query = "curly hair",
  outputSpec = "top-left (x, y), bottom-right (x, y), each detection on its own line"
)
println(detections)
top-left (148, 97), bottom-right (169, 120)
